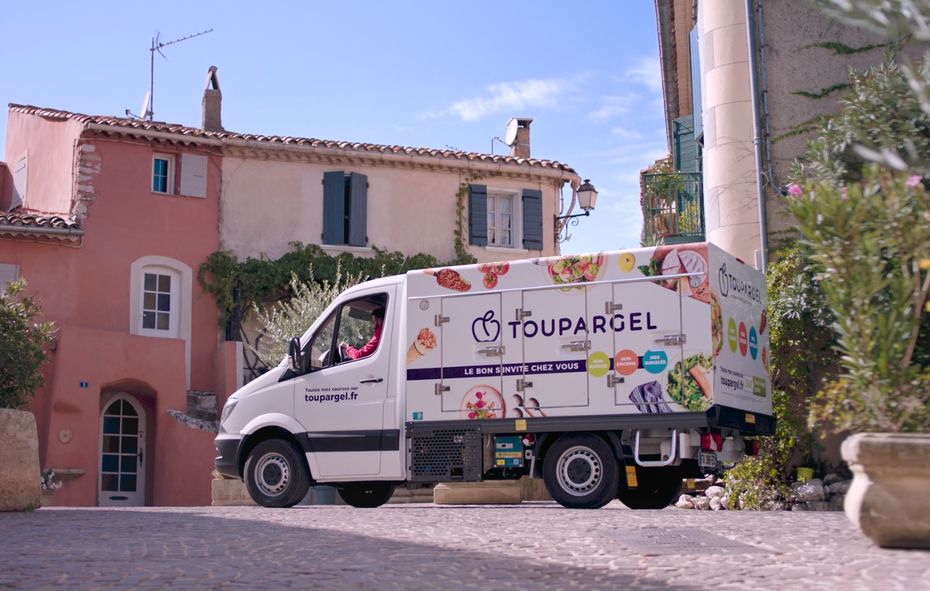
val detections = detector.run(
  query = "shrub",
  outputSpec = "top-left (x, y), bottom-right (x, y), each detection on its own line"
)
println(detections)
top-left (786, 168), bottom-right (930, 433)
top-left (0, 280), bottom-right (55, 409)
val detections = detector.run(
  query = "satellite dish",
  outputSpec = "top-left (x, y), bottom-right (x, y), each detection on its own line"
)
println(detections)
top-left (140, 92), bottom-right (152, 119)
top-left (504, 118), bottom-right (519, 146)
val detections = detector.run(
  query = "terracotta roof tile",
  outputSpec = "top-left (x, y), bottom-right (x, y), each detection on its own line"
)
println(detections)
top-left (0, 211), bottom-right (80, 230)
top-left (9, 103), bottom-right (576, 173)
top-left (0, 210), bottom-right (82, 241)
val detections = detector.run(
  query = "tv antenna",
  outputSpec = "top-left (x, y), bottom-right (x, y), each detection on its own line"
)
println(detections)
top-left (126, 28), bottom-right (213, 121)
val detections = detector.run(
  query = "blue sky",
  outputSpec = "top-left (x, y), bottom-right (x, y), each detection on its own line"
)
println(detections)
top-left (0, 0), bottom-right (667, 255)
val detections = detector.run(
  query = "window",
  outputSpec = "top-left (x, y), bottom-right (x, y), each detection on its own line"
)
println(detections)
top-left (322, 171), bottom-right (368, 246)
top-left (142, 272), bottom-right (172, 331)
top-left (137, 266), bottom-right (180, 338)
top-left (469, 185), bottom-right (543, 250)
top-left (487, 193), bottom-right (514, 247)
top-left (305, 294), bottom-right (387, 371)
top-left (152, 154), bottom-right (175, 194)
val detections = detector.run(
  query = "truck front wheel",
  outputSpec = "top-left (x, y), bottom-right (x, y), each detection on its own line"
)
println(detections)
top-left (543, 434), bottom-right (619, 509)
top-left (244, 439), bottom-right (311, 508)
top-left (337, 482), bottom-right (395, 508)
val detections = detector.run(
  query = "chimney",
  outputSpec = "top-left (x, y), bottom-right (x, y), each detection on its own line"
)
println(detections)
top-left (202, 66), bottom-right (223, 132)
top-left (510, 117), bottom-right (533, 159)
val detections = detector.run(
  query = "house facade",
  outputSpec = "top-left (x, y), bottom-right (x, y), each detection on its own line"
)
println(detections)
top-left (649, 0), bottom-right (920, 265)
top-left (1, 71), bottom-right (582, 506)
top-left (0, 104), bottom-right (229, 506)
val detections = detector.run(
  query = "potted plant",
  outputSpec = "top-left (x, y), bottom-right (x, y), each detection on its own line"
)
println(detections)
top-left (0, 279), bottom-right (55, 512)
top-left (786, 169), bottom-right (930, 548)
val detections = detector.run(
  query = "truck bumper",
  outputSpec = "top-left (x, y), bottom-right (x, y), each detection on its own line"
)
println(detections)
top-left (214, 435), bottom-right (242, 479)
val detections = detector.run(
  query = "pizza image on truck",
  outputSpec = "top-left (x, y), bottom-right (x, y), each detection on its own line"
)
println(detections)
top-left (215, 242), bottom-right (773, 509)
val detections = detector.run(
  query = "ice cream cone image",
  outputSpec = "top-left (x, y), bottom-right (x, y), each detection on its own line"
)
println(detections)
top-left (407, 328), bottom-right (436, 365)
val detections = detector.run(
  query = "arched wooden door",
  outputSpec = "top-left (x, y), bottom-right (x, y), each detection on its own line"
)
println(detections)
top-left (98, 394), bottom-right (146, 506)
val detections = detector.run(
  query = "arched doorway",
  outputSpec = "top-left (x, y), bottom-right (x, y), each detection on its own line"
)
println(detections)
top-left (98, 393), bottom-right (146, 506)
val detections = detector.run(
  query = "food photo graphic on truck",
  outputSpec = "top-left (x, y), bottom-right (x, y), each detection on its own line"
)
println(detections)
top-left (215, 242), bottom-right (774, 509)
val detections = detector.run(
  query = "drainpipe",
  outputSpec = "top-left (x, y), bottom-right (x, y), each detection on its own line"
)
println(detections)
top-left (746, 0), bottom-right (769, 272)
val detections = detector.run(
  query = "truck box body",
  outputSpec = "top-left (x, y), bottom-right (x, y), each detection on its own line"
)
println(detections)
top-left (404, 242), bottom-right (770, 423)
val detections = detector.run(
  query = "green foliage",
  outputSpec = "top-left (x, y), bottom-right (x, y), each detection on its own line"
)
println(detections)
top-left (454, 182), bottom-right (478, 265)
top-left (787, 167), bottom-right (930, 432)
top-left (0, 280), bottom-right (55, 409)
top-left (801, 41), bottom-right (889, 55)
top-left (198, 242), bottom-right (442, 328)
top-left (725, 390), bottom-right (801, 509)
top-left (792, 82), bottom-right (851, 100)
top-left (249, 265), bottom-right (367, 367)
top-left (793, 60), bottom-right (930, 183)
top-left (725, 246), bottom-right (835, 509)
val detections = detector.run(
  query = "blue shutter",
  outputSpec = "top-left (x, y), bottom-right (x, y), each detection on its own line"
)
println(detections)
top-left (323, 171), bottom-right (345, 244)
top-left (348, 172), bottom-right (368, 247)
top-left (468, 184), bottom-right (488, 246)
top-left (522, 189), bottom-right (544, 250)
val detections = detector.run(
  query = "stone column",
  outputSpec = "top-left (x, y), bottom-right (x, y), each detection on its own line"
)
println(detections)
top-left (699, 1), bottom-right (760, 264)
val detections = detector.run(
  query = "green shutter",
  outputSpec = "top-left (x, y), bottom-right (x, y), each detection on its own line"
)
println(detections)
top-left (468, 184), bottom-right (488, 246)
top-left (323, 171), bottom-right (345, 244)
top-left (348, 172), bottom-right (368, 247)
top-left (672, 115), bottom-right (698, 173)
top-left (522, 189), bottom-right (543, 250)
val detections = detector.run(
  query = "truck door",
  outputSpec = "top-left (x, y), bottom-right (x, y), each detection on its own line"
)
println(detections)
top-left (608, 278), bottom-right (686, 414)
top-left (294, 287), bottom-right (395, 479)
top-left (517, 287), bottom-right (590, 411)
top-left (438, 293), bottom-right (504, 419)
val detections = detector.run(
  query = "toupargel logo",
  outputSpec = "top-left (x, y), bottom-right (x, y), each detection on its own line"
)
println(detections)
top-left (718, 263), bottom-right (762, 305)
top-left (470, 311), bottom-right (660, 340)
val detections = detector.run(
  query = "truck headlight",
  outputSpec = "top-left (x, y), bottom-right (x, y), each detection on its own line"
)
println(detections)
top-left (220, 399), bottom-right (238, 430)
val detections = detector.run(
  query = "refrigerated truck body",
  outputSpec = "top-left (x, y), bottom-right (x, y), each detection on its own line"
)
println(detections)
top-left (215, 242), bottom-right (773, 509)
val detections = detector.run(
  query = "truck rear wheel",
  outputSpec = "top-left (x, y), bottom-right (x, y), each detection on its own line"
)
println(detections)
top-left (543, 434), bottom-right (619, 509)
top-left (337, 482), bottom-right (395, 508)
top-left (244, 439), bottom-right (311, 508)
top-left (616, 466), bottom-right (682, 509)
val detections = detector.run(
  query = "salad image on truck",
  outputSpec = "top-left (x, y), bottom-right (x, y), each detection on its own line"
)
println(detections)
top-left (215, 242), bottom-right (773, 509)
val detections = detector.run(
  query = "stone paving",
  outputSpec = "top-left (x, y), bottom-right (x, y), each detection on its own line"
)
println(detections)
top-left (1, 501), bottom-right (928, 590)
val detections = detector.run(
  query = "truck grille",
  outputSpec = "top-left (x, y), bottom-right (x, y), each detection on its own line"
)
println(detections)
top-left (408, 426), bottom-right (482, 482)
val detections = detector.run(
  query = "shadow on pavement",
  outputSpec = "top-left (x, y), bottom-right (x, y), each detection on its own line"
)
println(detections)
top-left (0, 508), bottom-right (697, 590)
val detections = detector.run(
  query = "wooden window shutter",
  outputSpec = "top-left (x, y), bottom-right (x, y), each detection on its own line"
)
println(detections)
top-left (468, 184), bottom-right (488, 246)
top-left (179, 154), bottom-right (208, 198)
top-left (522, 188), bottom-right (544, 250)
top-left (322, 171), bottom-right (345, 244)
top-left (348, 172), bottom-right (368, 247)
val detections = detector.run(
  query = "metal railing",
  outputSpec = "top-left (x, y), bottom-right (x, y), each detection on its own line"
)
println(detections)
top-left (641, 172), bottom-right (704, 244)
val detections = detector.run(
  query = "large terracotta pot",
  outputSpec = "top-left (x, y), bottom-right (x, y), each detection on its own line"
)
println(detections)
top-left (842, 432), bottom-right (930, 549)
top-left (0, 408), bottom-right (42, 511)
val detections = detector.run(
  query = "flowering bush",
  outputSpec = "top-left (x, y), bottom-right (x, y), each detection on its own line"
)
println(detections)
top-left (41, 469), bottom-right (63, 492)
top-left (785, 167), bottom-right (930, 432)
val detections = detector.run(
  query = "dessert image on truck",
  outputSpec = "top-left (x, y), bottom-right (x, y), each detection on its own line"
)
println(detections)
top-left (216, 242), bottom-right (773, 511)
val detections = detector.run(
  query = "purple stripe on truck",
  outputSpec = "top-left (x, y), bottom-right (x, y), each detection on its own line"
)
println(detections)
top-left (407, 359), bottom-right (589, 381)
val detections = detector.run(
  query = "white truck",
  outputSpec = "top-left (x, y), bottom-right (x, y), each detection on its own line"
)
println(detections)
top-left (215, 242), bottom-right (773, 509)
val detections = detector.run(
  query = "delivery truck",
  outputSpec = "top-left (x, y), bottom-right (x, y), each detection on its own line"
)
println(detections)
top-left (215, 242), bottom-right (773, 509)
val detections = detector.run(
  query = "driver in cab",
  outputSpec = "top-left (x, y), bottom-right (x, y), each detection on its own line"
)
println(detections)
top-left (340, 308), bottom-right (384, 360)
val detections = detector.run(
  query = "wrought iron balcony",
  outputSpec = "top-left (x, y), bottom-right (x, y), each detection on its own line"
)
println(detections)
top-left (641, 172), bottom-right (704, 245)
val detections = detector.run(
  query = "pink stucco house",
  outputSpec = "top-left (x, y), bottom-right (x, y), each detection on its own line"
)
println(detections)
top-left (0, 104), bottom-right (234, 506)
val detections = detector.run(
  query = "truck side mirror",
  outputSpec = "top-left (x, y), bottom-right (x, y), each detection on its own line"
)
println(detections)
top-left (288, 337), bottom-right (303, 372)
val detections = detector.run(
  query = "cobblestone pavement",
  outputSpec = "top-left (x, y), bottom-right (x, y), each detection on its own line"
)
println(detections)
top-left (1, 502), bottom-right (929, 590)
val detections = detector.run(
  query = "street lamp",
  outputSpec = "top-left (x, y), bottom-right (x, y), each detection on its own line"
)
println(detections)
top-left (556, 179), bottom-right (598, 242)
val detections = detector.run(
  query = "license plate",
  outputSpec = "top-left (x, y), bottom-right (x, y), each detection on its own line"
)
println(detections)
top-left (699, 451), bottom-right (718, 470)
